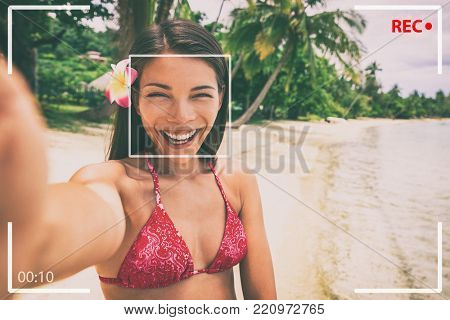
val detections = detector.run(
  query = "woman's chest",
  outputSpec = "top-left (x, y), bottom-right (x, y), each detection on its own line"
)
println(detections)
top-left (118, 172), bottom-right (242, 225)
top-left (97, 172), bottom-right (242, 277)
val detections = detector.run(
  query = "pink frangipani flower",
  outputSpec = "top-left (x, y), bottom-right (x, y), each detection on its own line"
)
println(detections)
top-left (105, 59), bottom-right (138, 108)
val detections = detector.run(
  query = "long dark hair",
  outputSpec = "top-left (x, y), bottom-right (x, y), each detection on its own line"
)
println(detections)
top-left (107, 20), bottom-right (229, 167)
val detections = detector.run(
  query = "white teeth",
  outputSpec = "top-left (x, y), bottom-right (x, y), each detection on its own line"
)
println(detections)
top-left (162, 129), bottom-right (197, 143)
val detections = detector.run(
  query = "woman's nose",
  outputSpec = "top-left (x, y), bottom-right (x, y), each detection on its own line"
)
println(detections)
top-left (168, 99), bottom-right (196, 123)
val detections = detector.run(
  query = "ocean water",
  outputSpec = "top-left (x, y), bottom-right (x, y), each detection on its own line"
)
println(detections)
top-left (317, 120), bottom-right (450, 299)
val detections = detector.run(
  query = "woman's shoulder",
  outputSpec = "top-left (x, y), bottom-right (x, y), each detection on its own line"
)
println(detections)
top-left (214, 158), bottom-right (259, 201)
top-left (216, 157), bottom-right (257, 179)
top-left (69, 159), bottom-right (127, 185)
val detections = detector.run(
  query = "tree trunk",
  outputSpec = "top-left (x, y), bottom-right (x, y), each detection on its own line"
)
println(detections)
top-left (117, 0), bottom-right (150, 59)
top-left (32, 48), bottom-right (38, 96)
top-left (155, 0), bottom-right (174, 24)
top-left (0, 3), bottom-right (6, 56)
top-left (269, 104), bottom-right (275, 120)
top-left (231, 53), bottom-right (244, 79)
top-left (15, 44), bottom-right (37, 94)
top-left (231, 44), bottom-right (292, 128)
top-left (6, 12), bottom-right (38, 93)
top-left (212, 0), bottom-right (226, 33)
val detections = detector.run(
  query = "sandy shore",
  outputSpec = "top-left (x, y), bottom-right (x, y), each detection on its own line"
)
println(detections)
top-left (231, 118), bottom-right (404, 299)
top-left (16, 118), bottom-right (449, 300)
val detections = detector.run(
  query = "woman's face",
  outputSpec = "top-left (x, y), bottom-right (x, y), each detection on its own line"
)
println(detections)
top-left (137, 56), bottom-right (223, 157)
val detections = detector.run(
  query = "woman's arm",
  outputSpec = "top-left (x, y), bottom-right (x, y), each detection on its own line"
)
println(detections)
top-left (34, 168), bottom-right (127, 282)
top-left (238, 171), bottom-right (277, 299)
top-left (0, 58), bottom-right (126, 296)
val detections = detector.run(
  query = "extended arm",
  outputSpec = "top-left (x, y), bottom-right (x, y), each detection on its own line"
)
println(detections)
top-left (0, 58), bottom-right (125, 298)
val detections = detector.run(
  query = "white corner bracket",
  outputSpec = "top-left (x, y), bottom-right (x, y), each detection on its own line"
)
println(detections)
top-left (355, 222), bottom-right (443, 294)
top-left (7, 4), bottom-right (91, 75)
top-left (354, 5), bottom-right (443, 75)
top-left (7, 222), bottom-right (90, 294)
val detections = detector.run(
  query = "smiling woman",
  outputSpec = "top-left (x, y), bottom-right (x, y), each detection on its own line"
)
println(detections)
top-left (0, 19), bottom-right (276, 300)
top-left (94, 20), bottom-right (276, 299)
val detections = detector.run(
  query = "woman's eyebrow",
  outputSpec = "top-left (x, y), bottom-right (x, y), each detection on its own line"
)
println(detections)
top-left (191, 85), bottom-right (216, 91)
top-left (143, 82), bottom-right (171, 90)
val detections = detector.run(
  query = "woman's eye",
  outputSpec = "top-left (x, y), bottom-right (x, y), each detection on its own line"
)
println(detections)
top-left (192, 93), bottom-right (213, 99)
top-left (146, 93), bottom-right (169, 98)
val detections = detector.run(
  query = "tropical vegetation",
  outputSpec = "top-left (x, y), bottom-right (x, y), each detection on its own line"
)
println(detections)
top-left (0, 0), bottom-right (448, 132)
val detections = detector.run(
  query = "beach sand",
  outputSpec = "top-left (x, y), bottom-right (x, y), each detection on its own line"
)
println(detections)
top-left (15, 118), bottom-right (449, 300)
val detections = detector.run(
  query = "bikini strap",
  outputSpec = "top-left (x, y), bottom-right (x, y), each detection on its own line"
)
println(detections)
top-left (207, 161), bottom-right (231, 209)
top-left (146, 159), bottom-right (228, 209)
top-left (146, 159), bottom-right (162, 206)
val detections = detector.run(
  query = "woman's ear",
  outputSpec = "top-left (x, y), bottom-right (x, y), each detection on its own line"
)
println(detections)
top-left (132, 87), bottom-right (141, 116)
top-left (133, 95), bottom-right (141, 116)
top-left (135, 104), bottom-right (141, 117)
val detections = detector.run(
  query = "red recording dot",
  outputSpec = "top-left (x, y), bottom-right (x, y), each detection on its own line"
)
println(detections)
top-left (425, 22), bottom-right (433, 30)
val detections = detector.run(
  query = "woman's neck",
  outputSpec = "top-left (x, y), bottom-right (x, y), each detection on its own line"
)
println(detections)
top-left (134, 156), bottom-right (210, 177)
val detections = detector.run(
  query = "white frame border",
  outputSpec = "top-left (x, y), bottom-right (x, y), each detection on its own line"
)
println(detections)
top-left (128, 54), bottom-right (232, 159)
top-left (7, 5), bottom-right (91, 75)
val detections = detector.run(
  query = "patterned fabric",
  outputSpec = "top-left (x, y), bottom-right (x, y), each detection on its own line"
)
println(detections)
top-left (98, 159), bottom-right (248, 289)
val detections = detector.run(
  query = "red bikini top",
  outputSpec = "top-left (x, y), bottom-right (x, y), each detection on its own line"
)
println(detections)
top-left (98, 159), bottom-right (248, 289)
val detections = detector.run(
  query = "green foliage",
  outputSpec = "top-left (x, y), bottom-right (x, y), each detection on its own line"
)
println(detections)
top-left (39, 18), bottom-right (116, 59)
top-left (7, 0), bottom-right (449, 126)
top-left (174, 0), bottom-right (205, 23)
top-left (35, 16), bottom-right (112, 107)
top-left (85, 89), bottom-right (107, 109)
top-left (37, 53), bottom-right (109, 105)
top-left (42, 104), bottom-right (110, 133)
top-left (231, 44), bottom-right (450, 121)
top-left (0, 0), bottom-right (112, 59)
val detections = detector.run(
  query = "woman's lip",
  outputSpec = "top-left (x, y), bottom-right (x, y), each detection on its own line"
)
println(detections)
top-left (160, 129), bottom-right (197, 135)
top-left (158, 128), bottom-right (202, 150)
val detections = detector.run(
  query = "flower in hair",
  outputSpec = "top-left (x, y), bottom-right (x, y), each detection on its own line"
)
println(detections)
top-left (105, 59), bottom-right (138, 108)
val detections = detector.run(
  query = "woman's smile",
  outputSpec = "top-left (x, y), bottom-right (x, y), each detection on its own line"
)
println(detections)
top-left (159, 128), bottom-right (203, 149)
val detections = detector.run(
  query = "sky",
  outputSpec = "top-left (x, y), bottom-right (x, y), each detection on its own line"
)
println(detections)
top-left (189, 0), bottom-right (450, 97)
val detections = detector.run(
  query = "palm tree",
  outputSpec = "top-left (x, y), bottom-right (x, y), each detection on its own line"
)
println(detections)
top-left (212, 0), bottom-right (228, 33)
top-left (117, 0), bottom-right (194, 59)
top-left (365, 61), bottom-right (382, 77)
top-left (343, 61), bottom-right (382, 118)
top-left (226, 0), bottom-right (366, 127)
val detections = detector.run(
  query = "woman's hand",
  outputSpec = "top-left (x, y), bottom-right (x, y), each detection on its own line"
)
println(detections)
top-left (0, 56), bottom-right (48, 224)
